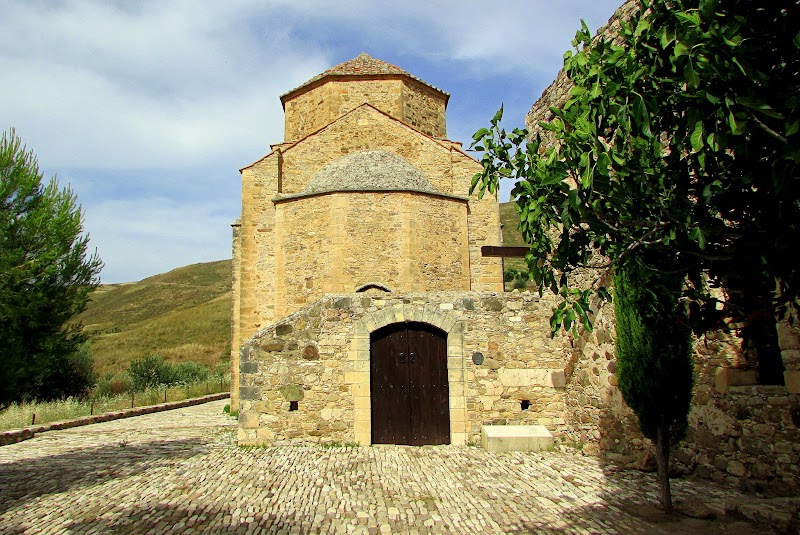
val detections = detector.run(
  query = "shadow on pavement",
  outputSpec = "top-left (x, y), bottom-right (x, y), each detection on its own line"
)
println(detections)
top-left (0, 438), bottom-right (208, 516)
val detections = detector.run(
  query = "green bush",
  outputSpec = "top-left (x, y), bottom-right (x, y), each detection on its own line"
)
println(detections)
top-left (128, 354), bottom-right (171, 390)
top-left (504, 268), bottom-right (519, 283)
top-left (172, 361), bottom-right (209, 384)
top-left (42, 342), bottom-right (97, 400)
top-left (128, 354), bottom-right (210, 390)
top-left (504, 267), bottom-right (529, 289)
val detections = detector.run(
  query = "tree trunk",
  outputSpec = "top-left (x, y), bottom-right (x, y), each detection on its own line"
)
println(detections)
top-left (655, 422), bottom-right (673, 514)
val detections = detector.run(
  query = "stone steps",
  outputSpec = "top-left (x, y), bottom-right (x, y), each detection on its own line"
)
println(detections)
top-left (481, 425), bottom-right (554, 452)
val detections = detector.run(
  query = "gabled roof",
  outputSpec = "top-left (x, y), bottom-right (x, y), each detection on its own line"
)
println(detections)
top-left (240, 103), bottom-right (478, 173)
top-left (280, 53), bottom-right (449, 107)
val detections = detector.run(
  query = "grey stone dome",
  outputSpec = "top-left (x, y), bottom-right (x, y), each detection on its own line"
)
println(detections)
top-left (303, 150), bottom-right (438, 194)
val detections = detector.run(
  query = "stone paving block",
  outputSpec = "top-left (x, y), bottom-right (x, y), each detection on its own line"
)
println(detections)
top-left (0, 399), bottom-right (788, 534)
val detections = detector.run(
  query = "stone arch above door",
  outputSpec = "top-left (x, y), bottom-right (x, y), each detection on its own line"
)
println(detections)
top-left (349, 303), bottom-right (467, 445)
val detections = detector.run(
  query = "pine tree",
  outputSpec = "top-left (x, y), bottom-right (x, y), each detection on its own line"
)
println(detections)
top-left (0, 129), bottom-right (102, 406)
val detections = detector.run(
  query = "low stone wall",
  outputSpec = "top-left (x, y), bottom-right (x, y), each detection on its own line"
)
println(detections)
top-left (558, 291), bottom-right (800, 495)
top-left (681, 385), bottom-right (800, 496)
top-left (0, 393), bottom-right (230, 447)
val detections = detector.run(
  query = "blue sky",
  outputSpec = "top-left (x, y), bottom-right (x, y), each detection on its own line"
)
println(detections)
top-left (1, 0), bottom-right (623, 283)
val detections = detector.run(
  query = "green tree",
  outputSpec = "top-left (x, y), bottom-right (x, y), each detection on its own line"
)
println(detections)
top-left (470, 0), bottom-right (797, 512)
top-left (471, 0), bottom-right (798, 383)
top-left (0, 129), bottom-right (103, 407)
top-left (614, 262), bottom-right (693, 512)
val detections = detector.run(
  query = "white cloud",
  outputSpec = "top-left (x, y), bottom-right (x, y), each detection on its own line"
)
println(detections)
top-left (266, 0), bottom-right (623, 79)
top-left (1, 0), bottom-right (329, 170)
top-left (83, 196), bottom-right (235, 283)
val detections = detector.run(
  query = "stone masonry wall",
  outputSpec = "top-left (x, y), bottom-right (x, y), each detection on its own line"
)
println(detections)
top-left (237, 291), bottom-right (572, 447)
top-left (280, 106), bottom-right (457, 196)
top-left (401, 80), bottom-right (447, 138)
top-left (233, 95), bottom-right (502, 414)
top-left (283, 78), bottom-right (446, 141)
top-left (272, 191), bottom-right (470, 318)
top-left (558, 289), bottom-right (800, 495)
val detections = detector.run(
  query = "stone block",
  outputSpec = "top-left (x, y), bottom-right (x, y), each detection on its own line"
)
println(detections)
top-left (353, 396), bottom-right (370, 410)
top-left (302, 344), bottom-right (319, 360)
top-left (256, 428), bottom-right (275, 443)
top-left (239, 411), bottom-right (259, 429)
top-left (279, 384), bottom-right (304, 401)
top-left (239, 361), bottom-right (258, 374)
top-left (784, 371), bottom-right (800, 394)
top-left (550, 370), bottom-right (566, 388)
top-left (391, 305), bottom-right (405, 322)
top-left (498, 368), bottom-right (562, 387)
top-left (332, 297), bottom-right (352, 309)
top-left (481, 297), bottom-right (503, 312)
top-left (275, 324), bottom-right (293, 335)
top-left (727, 459), bottom-right (747, 477)
top-left (351, 382), bottom-right (370, 397)
top-left (481, 425), bottom-right (554, 452)
top-left (344, 371), bottom-right (369, 384)
top-left (260, 340), bottom-right (285, 352)
top-left (239, 386), bottom-right (261, 401)
top-left (715, 368), bottom-right (758, 393)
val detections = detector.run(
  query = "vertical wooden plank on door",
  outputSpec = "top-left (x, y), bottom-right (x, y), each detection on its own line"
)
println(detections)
top-left (371, 324), bottom-right (410, 443)
top-left (409, 325), bottom-right (450, 445)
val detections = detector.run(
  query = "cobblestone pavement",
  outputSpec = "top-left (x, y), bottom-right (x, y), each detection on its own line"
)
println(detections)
top-left (0, 400), bottom-right (776, 534)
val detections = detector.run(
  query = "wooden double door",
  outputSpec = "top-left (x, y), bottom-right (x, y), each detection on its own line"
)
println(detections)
top-left (370, 322), bottom-right (450, 445)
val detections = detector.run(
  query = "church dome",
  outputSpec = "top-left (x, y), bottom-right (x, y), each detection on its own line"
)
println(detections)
top-left (303, 150), bottom-right (438, 194)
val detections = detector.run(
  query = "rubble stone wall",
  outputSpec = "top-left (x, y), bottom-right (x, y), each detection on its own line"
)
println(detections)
top-left (237, 291), bottom-right (573, 447)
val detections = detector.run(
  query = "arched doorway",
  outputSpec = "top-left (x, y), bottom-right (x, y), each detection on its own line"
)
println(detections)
top-left (370, 322), bottom-right (450, 445)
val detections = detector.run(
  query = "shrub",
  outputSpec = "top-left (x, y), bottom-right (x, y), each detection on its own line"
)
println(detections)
top-left (42, 342), bottom-right (97, 400)
top-left (172, 361), bottom-right (209, 385)
top-left (128, 354), bottom-right (171, 390)
top-left (128, 354), bottom-right (211, 390)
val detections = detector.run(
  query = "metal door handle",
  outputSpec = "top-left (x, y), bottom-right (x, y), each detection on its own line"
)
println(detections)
top-left (398, 352), bottom-right (406, 363)
top-left (409, 353), bottom-right (415, 363)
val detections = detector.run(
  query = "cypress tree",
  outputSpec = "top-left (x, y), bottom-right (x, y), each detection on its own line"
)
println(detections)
top-left (614, 261), bottom-right (693, 513)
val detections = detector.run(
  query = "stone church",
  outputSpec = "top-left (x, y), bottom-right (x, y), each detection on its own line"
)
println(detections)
top-left (230, 54), bottom-right (574, 447)
top-left (230, 49), bottom-right (798, 495)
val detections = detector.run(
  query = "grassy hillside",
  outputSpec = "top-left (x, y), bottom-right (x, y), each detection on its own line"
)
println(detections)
top-left (76, 259), bottom-right (232, 377)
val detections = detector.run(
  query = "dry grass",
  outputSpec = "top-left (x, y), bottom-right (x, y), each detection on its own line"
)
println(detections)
top-left (75, 260), bottom-right (232, 376)
top-left (0, 379), bottom-right (230, 432)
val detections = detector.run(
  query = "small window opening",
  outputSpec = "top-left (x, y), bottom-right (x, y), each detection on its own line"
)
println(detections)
top-left (289, 401), bottom-right (299, 411)
top-left (520, 400), bottom-right (531, 411)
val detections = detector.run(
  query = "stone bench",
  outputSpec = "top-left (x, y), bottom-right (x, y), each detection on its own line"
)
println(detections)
top-left (481, 425), bottom-right (554, 452)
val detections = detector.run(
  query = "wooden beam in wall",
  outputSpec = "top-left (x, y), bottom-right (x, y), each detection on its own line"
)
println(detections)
top-left (480, 246), bottom-right (529, 258)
